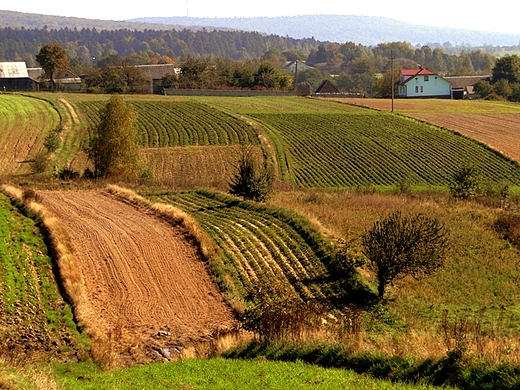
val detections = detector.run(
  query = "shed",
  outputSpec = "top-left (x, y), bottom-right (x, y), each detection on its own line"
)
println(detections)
top-left (315, 79), bottom-right (340, 94)
top-left (27, 67), bottom-right (82, 91)
top-left (444, 75), bottom-right (490, 99)
top-left (0, 62), bottom-right (39, 91)
top-left (135, 64), bottom-right (179, 94)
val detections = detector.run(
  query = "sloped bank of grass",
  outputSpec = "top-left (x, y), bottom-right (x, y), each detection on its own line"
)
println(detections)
top-left (0, 190), bottom-right (90, 388)
top-left (53, 357), bottom-right (455, 390)
top-left (224, 342), bottom-right (520, 390)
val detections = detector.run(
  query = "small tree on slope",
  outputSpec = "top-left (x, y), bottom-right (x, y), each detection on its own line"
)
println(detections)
top-left (362, 210), bottom-right (450, 298)
top-left (229, 144), bottom-right (273, 202)
top-left (87, 95), bottom-right (141, 179)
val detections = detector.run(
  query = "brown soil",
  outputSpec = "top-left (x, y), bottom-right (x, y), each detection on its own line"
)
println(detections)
top-left (40, 190), bottom-right (237, 366)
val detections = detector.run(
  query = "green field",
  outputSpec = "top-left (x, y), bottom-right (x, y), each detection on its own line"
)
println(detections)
top-left (77, 99), bottom-right (259, 147)
top-left (3, 93), bottom-right (520, 389)
top-left (52, 357), bottom-right (457, 390)
top-left (0, 193), bottom-right (87, 364)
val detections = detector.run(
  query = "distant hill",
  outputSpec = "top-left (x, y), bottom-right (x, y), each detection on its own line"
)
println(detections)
top-left (132, 15), bottom-right (520, 46)
top-left (0, 10), bottom-right (226, 32)
top-left (2, 10), bottom-right (519, 47)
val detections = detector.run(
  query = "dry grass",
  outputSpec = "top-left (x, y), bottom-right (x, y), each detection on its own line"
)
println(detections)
top-left (269, 189), bottom-right (520, 363)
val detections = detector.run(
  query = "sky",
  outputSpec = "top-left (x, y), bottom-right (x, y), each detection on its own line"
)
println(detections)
top-left (2, 0), bottom-right (520, 35)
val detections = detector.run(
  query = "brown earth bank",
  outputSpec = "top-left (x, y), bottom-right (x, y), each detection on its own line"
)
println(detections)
top-left (39, 190), bottom-right (237, 367)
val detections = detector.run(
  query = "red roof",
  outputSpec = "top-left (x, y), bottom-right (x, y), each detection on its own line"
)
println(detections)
top-left (400, 68), bottom-right (436, 77)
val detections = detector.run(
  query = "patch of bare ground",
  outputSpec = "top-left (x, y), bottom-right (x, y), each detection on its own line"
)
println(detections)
top-left (39, 190), bottom-right (237, 367)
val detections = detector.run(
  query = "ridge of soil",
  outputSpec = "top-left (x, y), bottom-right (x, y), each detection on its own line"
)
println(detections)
top-left (40, 190), bottom-right (237, 366)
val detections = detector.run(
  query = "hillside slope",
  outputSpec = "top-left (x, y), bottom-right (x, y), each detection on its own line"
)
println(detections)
top-left (40, 190), bottom-right (236, 366)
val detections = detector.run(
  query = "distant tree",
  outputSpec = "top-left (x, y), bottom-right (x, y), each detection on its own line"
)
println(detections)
top-left (473, 80), bottom-right (493, 98)
top-left (254, 62), bottom-right (280, 89)
top-left (179, 57), bottom-right (208, 87)
top-left (493, 78), bottom-right (512, 99)
top-left (362, 210), bottom-right (449, 298)
top-left (449, 165), bottom-right (481, 200)
top-left (492, 55), bottom-right (520, 84)
top-left (296, 68), bottom-right (327, 91)
top-left (229, 144), bottom-right (273, 202)
top-left (87, 95), bottom-right (141, 178)
top-left (36, 43), bottom-right (69, 90)
top-left (374, 66), bottom-right (400, 98)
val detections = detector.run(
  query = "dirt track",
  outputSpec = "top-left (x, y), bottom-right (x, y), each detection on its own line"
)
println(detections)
top-left (40, 190), bottom-right (236, 365)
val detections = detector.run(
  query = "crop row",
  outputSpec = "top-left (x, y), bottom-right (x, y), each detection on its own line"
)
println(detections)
top-left (250, 112), bottom-right (520, 188)
top-left (77, 100), bottom-right (258, 147)
top-left (145, 190), bottom-right (331, 301)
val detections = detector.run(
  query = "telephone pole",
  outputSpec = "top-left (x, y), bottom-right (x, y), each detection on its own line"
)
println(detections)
top-left (390, 50), bottom-right (395, 112)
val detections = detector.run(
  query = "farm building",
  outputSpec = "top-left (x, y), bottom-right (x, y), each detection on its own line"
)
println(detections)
top-left (285, 60), bottom-right (314, 73)
top-left (135, 64), bottom-right (179, 94)
top-left (0, 62), bottom-right (39, 91)
top-left (444, 75), bottom-right (490, 99)
top-left (315, 79), bottom-right (340, 95)
top-left (27, 68), bottom-right (82, 91)
top-left (398, 68), bottom-right (451, 98)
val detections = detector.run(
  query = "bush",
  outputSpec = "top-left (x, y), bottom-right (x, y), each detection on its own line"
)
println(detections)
top-left (449, 165), bottom-right (481, 200)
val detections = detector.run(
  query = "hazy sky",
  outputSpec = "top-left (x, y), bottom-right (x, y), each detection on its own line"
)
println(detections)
top-left (3, 0), bottom-right (520, 35)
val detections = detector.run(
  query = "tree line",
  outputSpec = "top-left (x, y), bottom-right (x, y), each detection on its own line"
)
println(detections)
top-left (7, 26), bottom-right (518, 96)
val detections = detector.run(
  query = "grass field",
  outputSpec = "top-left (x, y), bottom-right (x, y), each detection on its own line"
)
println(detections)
top-left (0, 192), bottom-right (88, 365)
top-left (52, 357), bottom-right (456, 390)
top-left (3, 93), bottom-right (520, 389)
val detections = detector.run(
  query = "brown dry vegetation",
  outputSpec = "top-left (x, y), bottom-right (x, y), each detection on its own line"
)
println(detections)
top-left (268, 190), bottom-right (520, 362)
top-left (141, 145), bottom-right (263, 191)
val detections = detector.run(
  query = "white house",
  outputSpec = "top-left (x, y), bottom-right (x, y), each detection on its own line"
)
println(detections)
top-left (398, 68), bottom-right (451, 98)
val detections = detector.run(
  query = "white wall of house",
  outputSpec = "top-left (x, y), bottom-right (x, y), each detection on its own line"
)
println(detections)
top-left (399, 74), bottom-right (451, 98)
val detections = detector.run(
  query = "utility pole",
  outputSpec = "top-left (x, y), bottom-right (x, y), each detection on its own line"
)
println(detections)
top-left (390, 50), bottom-right (395, 112)
top-left (294, 60), bottom-right (298, 89)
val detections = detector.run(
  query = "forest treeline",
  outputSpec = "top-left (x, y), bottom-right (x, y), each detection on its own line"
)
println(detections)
top-left (0, 26), bottom-right (505, 95)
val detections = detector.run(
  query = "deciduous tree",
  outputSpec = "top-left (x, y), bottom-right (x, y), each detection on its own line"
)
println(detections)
top-left (36, 43), bottom-right (69, 91)
top-left (362, 210), bottom-right (449, 298)
top-left (229, 144), bottom-right (273, 202)
top-left (87, 95), bottom-right (141, 178)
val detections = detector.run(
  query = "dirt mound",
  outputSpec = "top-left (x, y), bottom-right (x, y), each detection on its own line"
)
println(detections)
top-left (40, 190), bottom-right (237, 366)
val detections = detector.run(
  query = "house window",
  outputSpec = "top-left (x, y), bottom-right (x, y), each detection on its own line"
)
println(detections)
top-left (415, 86), bottom-right (419, 93)
top-left (424, 76), bottom-right (429, 81)
top-left (421, 86), bottom-right (424, 93)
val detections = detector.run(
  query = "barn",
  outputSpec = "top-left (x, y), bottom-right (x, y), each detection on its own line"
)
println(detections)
top-left (0, 62), bottom-right (39, 91)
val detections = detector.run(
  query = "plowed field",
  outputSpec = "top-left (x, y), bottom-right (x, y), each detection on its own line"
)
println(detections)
top-left (338, 98), bottom-right (520, 163)
top-left (40, 190), bottom-right (236, 365)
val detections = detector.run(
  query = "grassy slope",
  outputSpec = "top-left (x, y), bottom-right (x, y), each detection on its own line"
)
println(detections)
top-left (193, 96), bottom-right (520, 189)
top-left (0, 193), bottom-right (88, 364)
top-left (54, 358), bottom-right (454, 390)
top-left (0, 94), bottom-right (59, 176)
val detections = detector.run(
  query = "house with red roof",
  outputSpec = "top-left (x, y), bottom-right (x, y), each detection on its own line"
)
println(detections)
top-left (398, 67), bottom-right (451, 98)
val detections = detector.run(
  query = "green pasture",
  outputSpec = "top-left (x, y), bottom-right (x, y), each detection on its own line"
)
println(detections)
top-left (53, 358), bottom-right (454, 390)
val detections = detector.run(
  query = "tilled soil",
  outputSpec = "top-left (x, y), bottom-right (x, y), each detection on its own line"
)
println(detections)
top-left (40, 190), bottom-right (237, 365)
